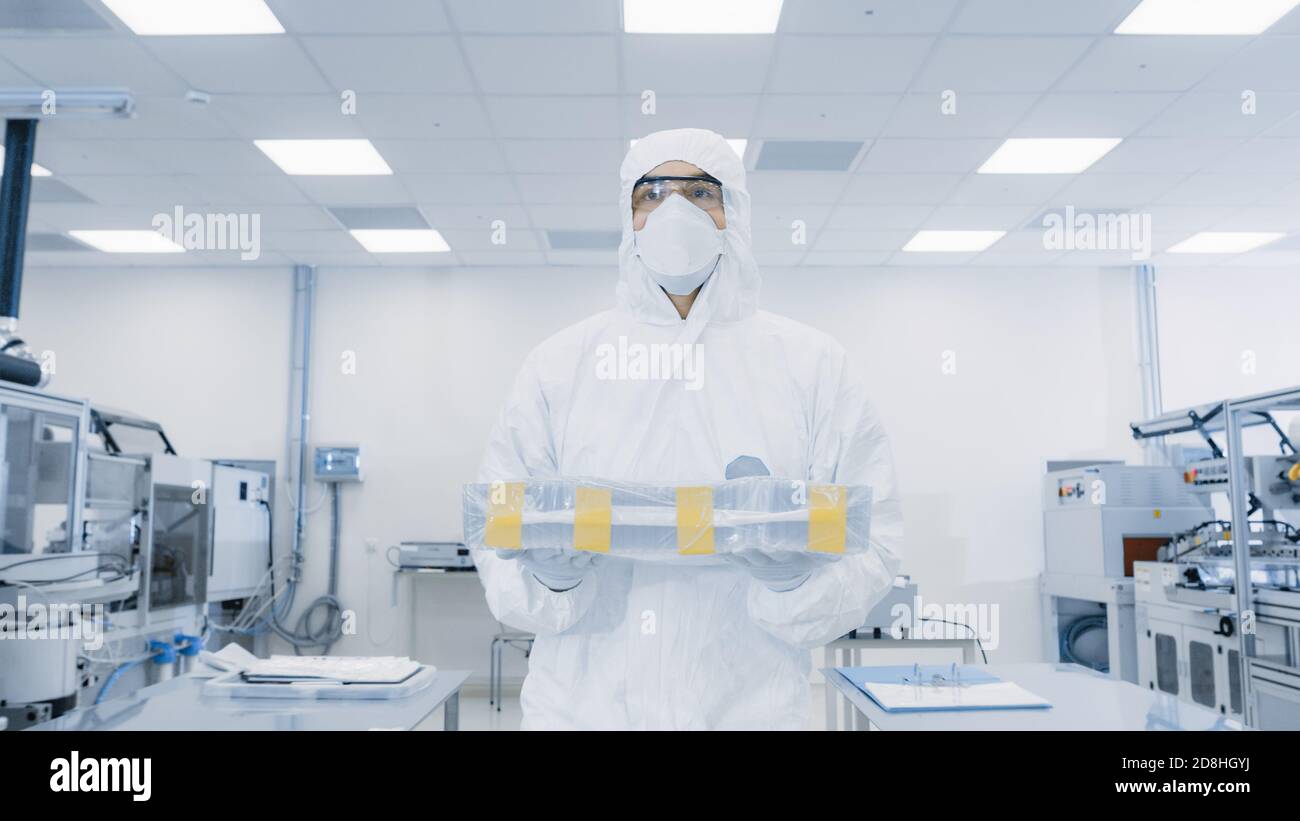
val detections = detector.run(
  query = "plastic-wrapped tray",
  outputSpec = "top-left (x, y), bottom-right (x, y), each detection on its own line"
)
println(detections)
top-left (463, 476), bottom-right (871, 560)
top-left (202, 665), bottom-right (437, 700)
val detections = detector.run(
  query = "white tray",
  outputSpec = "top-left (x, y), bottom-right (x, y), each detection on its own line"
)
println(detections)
top-left (202, 664), bottom-right (438, 700)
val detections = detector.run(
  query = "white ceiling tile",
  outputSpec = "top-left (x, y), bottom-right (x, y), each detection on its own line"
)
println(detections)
top-left (215, 94), bottom-right (365, 139)
top-left (459, 251), bottom-right (549, 265)
top-left (54, 175), bottom-right (202, 206)
top-left (29, 204), bottom-right (168, 230)
top-left (144, 36), bottom-right (332, 93)
top-left (32, 140), bottom-right (157, 175)
top-left (1056, 37), bottom-right (1245, 92)
top-left (188, 174), bottom-right (311, 205)
top-left (824, 204), bottom-right (932, 230)
top-left (440, 228), bottom-right (542, 252)
top-left (1198, 36), bottom-right (1300, 92)
top-left (1050, 172), bottom-right (1185, 207)
top-left (1230, 250), bottom-right (1300, 266)
top-left (545, 249), bottom-right (618, 266)
top-left (134, 139), bottom-right (281, 175)
top-left (1256, 176), bottom-right (1300, 204)
top-left (753, 95), bottom-right (898, 139)
top-left (419, 204), bottom-right (532, 229)
top-left (374, 139), bottom-right (507, 173)
top-left (303, 36), bottom-right (473, 93)
top-left (768, 36), bottom-right (933, 93)
top-left (486, 96), bottom-right (621, 138)
top-left (1139, 92), bottom-right (1300, 137)
top-left (356, 95), bottom-right (494, 139)
top-left (841, 173), bottom-right (964, 204)
top-left (812, 230), bottom-right (913, 251)
top-left (623, 35), bottom-right (773, 94)
top-left (946, 174), bottom-right (1073, 205)
top-left (1156, 173), bottom-right (1290, 206)
top-left (882, 93), bottom-right (1040, 137)
top-left (288, 175), bottom-right (415, 205)
top-left (756, 250), bottom-right (814, 266)
top-left (515, 173), bottom-right (615, 204)
top-left (780, 0), bottom-right (958, 33)
top-left (1197, 138), bottom-right (1300, 175)
top-left (887, 250), bottom-right (981, 265)
top-left (858, 138), bottom-right (999, 173)
top-left (463, 36), bottom-right (617, 94)
top-left (446, 0), bottom-right (616, 33)
top-left (0, 37), bottom-right (184, 95)
top-left (372, 252), bottom-right (460, 267)
top-left (751, 229), bottom-right (807, 252)
top-left (623, 95), bottom-right (759, 138)
top-left (260, 230), bottom-right (360, 252)
top-left (922, 204), bottom-right (1038, 229)
top-left (526, 204), bottom-right (620, 230)
top-left (746, 171), bottom-right (849, 203)
top-left (800, 251), bottom-right (892, 266)
top-left (912, 36), bottom-right (1093, 92)
top-left (267, 0), bottom-right (449, 33)
top-left (1209, 205), bottom-right (1300, 232)
top-left (1140, 205), bottom-right (1239, 231)
top-left (35, 95), bottom-right (241, 140)
top-left (0, 53), bottom-right (36, 85)
top-left (950, 0), bottom-right (1137, 33)
top-left (750, 204), bottom-right (834, 232)
top-left (502, 140), bottom-right (626, 173)
top-left (1086, 137), bottom-right (1240, 173)
top-left (1011, 93), bottom-right (1178, 137)
top-left (404, 173), bottom-right (519, 204)
top-left (982, 229), bottom-right (1055, 252)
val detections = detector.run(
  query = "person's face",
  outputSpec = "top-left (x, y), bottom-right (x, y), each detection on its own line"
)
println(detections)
top-left (631, 160), bottom-right (727, 231)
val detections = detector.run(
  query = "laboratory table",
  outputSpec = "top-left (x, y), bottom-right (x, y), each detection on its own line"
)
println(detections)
top-left (28, 669), bottom-right (472, 731)
top-left (822, 662), bottom-right (1242, 731)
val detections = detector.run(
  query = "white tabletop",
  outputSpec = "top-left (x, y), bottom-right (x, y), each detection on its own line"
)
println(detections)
top-left (823, 662), bottom-right (1243, 731)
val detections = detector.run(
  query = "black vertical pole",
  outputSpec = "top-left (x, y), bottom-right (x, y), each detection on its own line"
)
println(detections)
top-left (0, 118), bottom-right (38, 321)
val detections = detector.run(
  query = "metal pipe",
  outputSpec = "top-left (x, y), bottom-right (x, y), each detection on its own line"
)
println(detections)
top-left (1224, 403), bottom-right (1256, 724)
top-left (290, 265), bottom-right (315, 570)
top-left (1134, 264), bottom-right (1166, 465)
top-left (0, 118), bottom-right (37, 321)
top-left (328, 483), bottom-right (340, 597)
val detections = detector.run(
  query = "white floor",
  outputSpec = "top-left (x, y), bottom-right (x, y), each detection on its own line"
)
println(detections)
top-left (417, 683), bottom-right (834, 730)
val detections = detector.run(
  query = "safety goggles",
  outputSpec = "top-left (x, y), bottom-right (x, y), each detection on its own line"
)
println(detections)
top-left (631, 175), bottom-right (725, 217)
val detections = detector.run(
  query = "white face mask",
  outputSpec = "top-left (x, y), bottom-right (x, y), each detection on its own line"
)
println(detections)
top-left (634, 194), bottom-right (724, 296)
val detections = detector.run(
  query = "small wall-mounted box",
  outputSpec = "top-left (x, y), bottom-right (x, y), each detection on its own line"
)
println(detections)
top-left (313, 444), bottom-right (362, 483)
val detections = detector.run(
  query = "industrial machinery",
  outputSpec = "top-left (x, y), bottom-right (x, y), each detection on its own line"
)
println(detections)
top-left (1040, 462), bottom-right (1211, 683)
top-left (0, 386), bottom-right (273, 728)
top-left (1130, 390), bottom-right (1300, 728)
top-left (395, 541), bottom-right (474, 571)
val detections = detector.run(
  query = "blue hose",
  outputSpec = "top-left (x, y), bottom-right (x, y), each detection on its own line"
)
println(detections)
top-left (95, 658), bottom-right (143, 704)
top-left (1060, 615), bottom-right (1110, 673)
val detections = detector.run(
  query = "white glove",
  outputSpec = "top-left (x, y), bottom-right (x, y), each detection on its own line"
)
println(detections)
top-left (725, 548), bottom-right (839, 592)
top-left (498, 548), bottom-right (596, 592)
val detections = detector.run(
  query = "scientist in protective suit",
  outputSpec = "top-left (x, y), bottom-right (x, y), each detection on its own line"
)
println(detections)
top-left (473, 128), bottom-right (903, 730)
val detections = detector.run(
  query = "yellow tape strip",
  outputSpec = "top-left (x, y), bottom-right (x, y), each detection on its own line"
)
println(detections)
top-left (808, 484), bottom-right (847, 554)
top-left (573, 486), bottom-right (612, 553)
top-left (484, 481), bottom-right (524, 549)
top-left (676, 486), bottom-right (715, 555)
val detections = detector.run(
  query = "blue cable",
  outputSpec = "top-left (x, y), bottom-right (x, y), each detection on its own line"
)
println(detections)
top-left (95, 658), bottom-right (144, 704)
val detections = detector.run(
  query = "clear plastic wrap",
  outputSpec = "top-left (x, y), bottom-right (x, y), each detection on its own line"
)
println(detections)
top-left (462, 476), bottom-right (872, 561)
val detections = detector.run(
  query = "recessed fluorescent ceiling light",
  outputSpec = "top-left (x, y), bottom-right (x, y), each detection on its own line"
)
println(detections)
top-left (978, 138), bottom-right (1121, 174)
top-left (623, 0), bottom-right (784, 33)
top-left (903, 230), bottom-right (1006, 252)
top-left (1116, 0), bottom-right (1300, 35)
top-left (101, 0), bottom-right (284, 35)
top-left (0, 147), bottom-right (52, 176)
top-left (629, 138), bottom-right (748, 159)
top-left (68, 230), bottom-right (185, 253)
top-left (350, 229), bottom-right (450, 254)
top-left (1167, 232), bottom-right (1285, 253)
top-left (254, 139), bottom-right (392, 176)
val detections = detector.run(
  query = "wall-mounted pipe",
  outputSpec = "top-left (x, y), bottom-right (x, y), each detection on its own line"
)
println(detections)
top-left (0, 118), bottom-right (36, 321)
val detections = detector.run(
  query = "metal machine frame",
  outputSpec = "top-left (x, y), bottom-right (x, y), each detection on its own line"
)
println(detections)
top-left (1131, 385), bottom-right (1300, 728)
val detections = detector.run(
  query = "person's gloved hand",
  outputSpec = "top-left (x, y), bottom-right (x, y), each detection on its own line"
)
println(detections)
top-left (724, 549), bottom-right (839, 592)
top-left (498, 548), bottom-right (597, 592)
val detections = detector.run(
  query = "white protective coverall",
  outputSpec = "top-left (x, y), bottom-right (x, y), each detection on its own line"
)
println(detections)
top-left (473, 128), bottom-right (903, 730)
